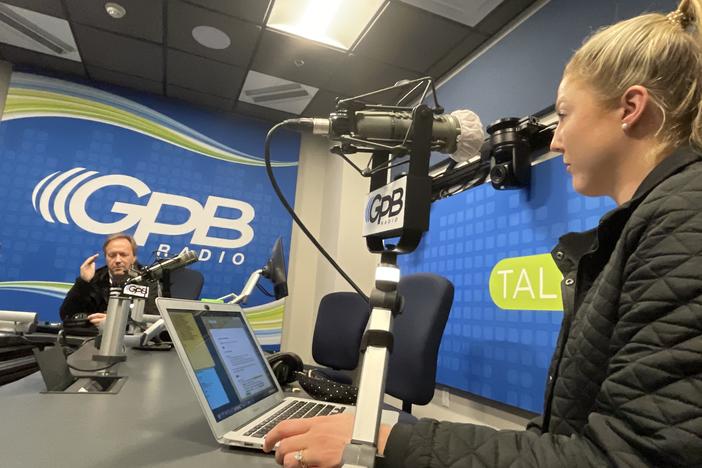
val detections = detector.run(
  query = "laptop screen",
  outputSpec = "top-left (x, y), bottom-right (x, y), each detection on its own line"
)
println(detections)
top-left (167, 309), bottom-right (278, 422)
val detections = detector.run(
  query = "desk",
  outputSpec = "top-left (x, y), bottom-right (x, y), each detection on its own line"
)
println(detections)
top-left (0, 343), bottom-right (278, 468)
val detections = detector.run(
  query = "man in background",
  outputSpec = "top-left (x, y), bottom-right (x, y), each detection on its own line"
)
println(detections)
top-left (60, 233), bottom-right (160, 327)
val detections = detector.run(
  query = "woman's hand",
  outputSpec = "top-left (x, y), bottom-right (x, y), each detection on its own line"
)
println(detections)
top-left (263, 413), bottom-right (392, 467)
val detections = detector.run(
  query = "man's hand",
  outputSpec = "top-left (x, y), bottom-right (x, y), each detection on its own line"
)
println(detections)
top-left (263, 413), bottom-right (393, 467)
top-left (87, 313), bottom-right (106, 326)
top-left (79, 253), bottom-right (99, 282)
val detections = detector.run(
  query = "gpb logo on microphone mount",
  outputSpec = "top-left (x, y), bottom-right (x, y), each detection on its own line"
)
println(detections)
top-left (366, 189), bottom-right (404, 224)
top-left (122, 283), bottom-right (149, 299)
top-left (362, 177), bottom-right (407, 237)
top-left (31, 167), bottom-right (255, 249)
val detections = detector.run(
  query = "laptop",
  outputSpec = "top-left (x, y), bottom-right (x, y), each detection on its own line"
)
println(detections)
top-left (156, 297), bottom-right (353, 449)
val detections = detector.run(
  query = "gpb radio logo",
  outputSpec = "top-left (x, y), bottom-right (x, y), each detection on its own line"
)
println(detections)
top-left (365, 188), bottom-right (404, 225)
top-left (122, 283), bottom-right (149, 299)
top-left (31, 167), bottom-right (255, 249)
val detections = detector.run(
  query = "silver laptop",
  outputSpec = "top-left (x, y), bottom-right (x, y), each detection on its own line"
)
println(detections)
top-left (156, 297), bottom-right (351, 449)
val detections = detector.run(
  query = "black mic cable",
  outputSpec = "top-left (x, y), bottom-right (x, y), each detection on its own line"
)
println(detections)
top-left (264, 121), bottom-right (370, 303)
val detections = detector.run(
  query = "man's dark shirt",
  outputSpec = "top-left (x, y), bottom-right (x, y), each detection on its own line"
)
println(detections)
top-left (60, 265), bottom-right (161, 321)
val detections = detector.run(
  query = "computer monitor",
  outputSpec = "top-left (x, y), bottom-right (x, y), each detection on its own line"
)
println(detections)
top-left (261, 237), bottom-right (288, 300)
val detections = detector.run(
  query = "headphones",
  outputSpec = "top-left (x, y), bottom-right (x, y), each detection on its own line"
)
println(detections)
top-left (265, 352), bottom-right (358, 405)
top-left (296, 370), bottom-right (358, 405)
top-left (267, 352), bottom-right (303, 386)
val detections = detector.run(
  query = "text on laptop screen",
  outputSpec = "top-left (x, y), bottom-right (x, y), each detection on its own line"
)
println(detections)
top-left (168, 310), bottom-right (278, 422)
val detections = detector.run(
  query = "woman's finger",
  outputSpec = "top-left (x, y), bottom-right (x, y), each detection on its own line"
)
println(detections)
top-left (264, 418), bottom-right (315, 452)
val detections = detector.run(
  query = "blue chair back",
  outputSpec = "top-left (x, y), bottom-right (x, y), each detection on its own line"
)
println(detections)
top-left (168, 268), bottom-right (204, 300)
top-left (386, 273), bottom-right (454, 408)
top-left (312, 292), bottom-right (370, 370)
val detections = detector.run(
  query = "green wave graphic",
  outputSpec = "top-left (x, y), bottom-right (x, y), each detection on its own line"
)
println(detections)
top-left (0, 280), bottom-right (72, 299)
top-left (244, 300), bottom-right (284, 331)
top-left (3, 89), bottom-right (296, 168)
top-left (0, 280), bottom-right (72, 291)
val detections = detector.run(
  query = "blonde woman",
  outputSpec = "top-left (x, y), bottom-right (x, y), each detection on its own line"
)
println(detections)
top-left (264, 1), bottom-right (702, 466)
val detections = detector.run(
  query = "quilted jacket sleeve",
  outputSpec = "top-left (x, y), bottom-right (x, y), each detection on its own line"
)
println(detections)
top-left (381, 420), bottom-right (608, 467)
top-left (380, 179), bottom-right (702, 467)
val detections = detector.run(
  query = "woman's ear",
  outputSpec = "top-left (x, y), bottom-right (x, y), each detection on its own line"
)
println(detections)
top-left (620, 85), bottom-right (651, 128)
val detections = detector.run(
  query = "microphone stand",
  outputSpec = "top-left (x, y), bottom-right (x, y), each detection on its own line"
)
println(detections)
top-left (342, 104), bottom-right (435, 468)
top-left (93, 287), bottom-right (131, 364)
top-left (216, 268), bottom-right (263, 304)
top-left (94, 281), bottom-right (153, 363)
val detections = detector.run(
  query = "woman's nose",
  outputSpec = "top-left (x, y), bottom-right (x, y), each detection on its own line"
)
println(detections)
top-left (550, 128), bottom-right (564, 154)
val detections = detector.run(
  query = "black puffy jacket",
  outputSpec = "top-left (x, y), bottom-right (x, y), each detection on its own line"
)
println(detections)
top-left (382, 147), bottom-right (702, 467)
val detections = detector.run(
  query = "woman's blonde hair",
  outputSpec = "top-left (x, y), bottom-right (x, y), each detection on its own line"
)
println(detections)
top-left (565, 0), bottom-right (702, 153)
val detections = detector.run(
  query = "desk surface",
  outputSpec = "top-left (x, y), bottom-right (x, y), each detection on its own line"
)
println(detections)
top-left (0, 342), bottom-right (278, 468)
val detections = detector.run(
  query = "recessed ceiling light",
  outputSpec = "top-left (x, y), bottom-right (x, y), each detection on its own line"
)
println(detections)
top-left (104, 2), bottom-right (126, 19)
top-left (267, 0), bottom-right (385, 50)
top-left (192, 25), bottom-right (231, 50)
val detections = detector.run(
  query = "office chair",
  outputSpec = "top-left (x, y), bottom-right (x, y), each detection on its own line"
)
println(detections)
top-left (311, 291), bottom-right (371, 384)
top-left (301, 274), bottom-right (454, 414)
top-left (167, 268), bottom-right (204, 300)
top-left (385, 273), bottom-right (454, 413)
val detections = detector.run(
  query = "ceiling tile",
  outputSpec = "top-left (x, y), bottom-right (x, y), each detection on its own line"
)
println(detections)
top-left (252, 29), bottom-right (346, 88)
top-left (427, 30), bottom-right (488, 81)
top-left (353, 1), bottom-right (471, 73)
top-left (326, 53), bottom-right (421, 98)
top-left (166, 48), bottom-right (245, 99)
top-left (475, 0), bottom-right (537, 35)
top-left (234, 100), bottom-right (294, 123)
top-left (0, 0), bottom-right (64, 18)
top-left (0, 42), bottom-right (85, 76)
top-left (72, 24), bottom-right (163, 81)
top-left (0, 0), bottom-right (533, 126)
top-left (87, 65), bottom-right (163, 95)
top-left (167, 0), bottom-right (260, 67)
top-left (399, 0), bottom-right (504, 27)
top-left (65, 0), bottom-right (164, 43)
top-left (167, 84), bottom-right (235, 112)
top-left (180, 0), bottom-right (271, 24)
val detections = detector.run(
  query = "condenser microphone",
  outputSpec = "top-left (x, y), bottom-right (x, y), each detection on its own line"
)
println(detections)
top-left (127, 250), bottom-right (198, 284)
top-left (287, 109), bottom-right (484, 163)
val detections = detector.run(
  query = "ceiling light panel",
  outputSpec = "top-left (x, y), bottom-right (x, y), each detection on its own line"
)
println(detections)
top-left (0, 2), bottom-right (80, 61)
top-left (239, 70), bottom-right (318, 115)
top-left (399, 0), bottom-right (504, 27)
top-left (267, 0), bottom-right (385, 50)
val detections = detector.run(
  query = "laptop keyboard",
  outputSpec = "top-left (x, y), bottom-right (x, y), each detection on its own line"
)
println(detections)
top-left (244, 400), bottom-right (345, 438)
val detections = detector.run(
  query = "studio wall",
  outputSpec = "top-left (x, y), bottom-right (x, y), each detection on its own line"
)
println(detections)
top-left (0, 71), bottom-right (300, 347)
